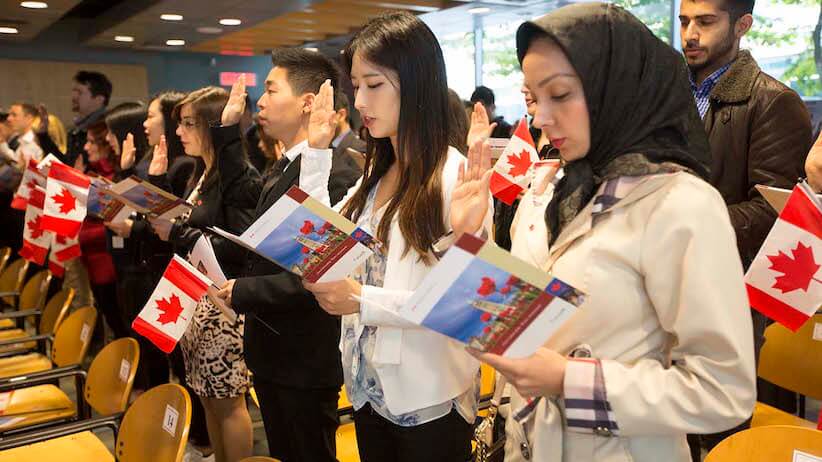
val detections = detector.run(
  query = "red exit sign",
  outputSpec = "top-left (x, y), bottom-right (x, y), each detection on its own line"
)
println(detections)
top-left (219, 72), bottom-right (257, 87)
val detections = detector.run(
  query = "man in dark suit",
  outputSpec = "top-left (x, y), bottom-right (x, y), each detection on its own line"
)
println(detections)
top-left (217, 48), bottom-right (361, 462)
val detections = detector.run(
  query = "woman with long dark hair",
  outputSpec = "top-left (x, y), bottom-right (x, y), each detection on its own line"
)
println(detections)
top-left (450, 4), bottom-right (756, 460)
top-left (301, 11), bottom-right (490, 461)
top-left (150, 86), bottom-right (257, 462)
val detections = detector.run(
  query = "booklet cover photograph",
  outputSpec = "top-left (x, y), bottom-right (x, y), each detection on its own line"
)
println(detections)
top-left (255, 203), bottom-right (374, 281)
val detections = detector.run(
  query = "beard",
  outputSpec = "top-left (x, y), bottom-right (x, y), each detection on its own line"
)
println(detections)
top-left (684, 25), bottom-right (736, 73)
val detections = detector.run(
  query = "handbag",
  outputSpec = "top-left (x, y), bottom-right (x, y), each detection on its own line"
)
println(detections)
top-left (473, 375), bottom-right (508, 462)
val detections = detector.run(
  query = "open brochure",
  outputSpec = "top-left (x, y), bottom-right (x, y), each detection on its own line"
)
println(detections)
top-left (188, 235), bottom-right (236, 324)
top-left (87, 176), bottom-right (134, 223)
top-left (210, 186), bottom-right (375, 283)
top-left (398, 233), bottom-right (582, 358)
top-left (106, 176), bottom-right (191, 221)
top-left (757, 184), bottom-right (822, 214)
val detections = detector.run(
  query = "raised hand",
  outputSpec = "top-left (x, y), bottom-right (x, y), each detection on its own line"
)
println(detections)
top-left (35, 104), bottom-right (50, 135)
top-left (121, 133), bottom-right (136, 170)
top-left (806, 130), bottom-right (822, 192)
top-left (307, 79), bottom-right (338, 150)
top-left (221, 74), bottom-right (247, 127)
top-left (466, 102), bottom-right (498, 148)
top-left (450, 138), bottom-right (493, 238)
top-left (148, 135), bottom-right (168, 176)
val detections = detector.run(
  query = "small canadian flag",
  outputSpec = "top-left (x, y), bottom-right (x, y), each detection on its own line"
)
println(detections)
top-left (489, 118), bottom-right (539, 206)
top-left (19, 186), bottom-right (50, 265)
top-left (50, 232), bottom-right (81, 263)
top-left (42, 162), bottom-right (90, 238)
top-left (11, 160), bottom-right (46, 210)
top-left (132, 255), bottom-right (211, 353)
top-left (48, 252), bottom-right (65, 278)
top-left (745, 182), bottom-right (822, 331)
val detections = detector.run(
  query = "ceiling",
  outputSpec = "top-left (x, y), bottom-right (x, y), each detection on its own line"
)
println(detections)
top-left (0, 0), bottom-right (81, 41)
top-left (0, 0), bottom-right (556, 55)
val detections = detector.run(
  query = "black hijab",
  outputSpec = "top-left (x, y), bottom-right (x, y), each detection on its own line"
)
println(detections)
top-left (516, 3), bottom-right (711, 245)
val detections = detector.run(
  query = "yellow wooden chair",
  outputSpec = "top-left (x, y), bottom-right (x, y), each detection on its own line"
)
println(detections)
top-left (0, 306), bottom-right (97, 379)
top-left (0, 337), bottom-right (140, 434)
top-left (751, 313), bottom-right (822, 429)
top-left (704, 425), bottom-right (822, 461)
top-left (0, 383), bottom-right (192, 462)
top-left (0, 247), bottom-right (12, 278)
top-left (0, 287), bottom-right (73, 355)
top-left (0, 269), bottom-right (52, 332)
top-left (0, 258), bottom-right (29, 309)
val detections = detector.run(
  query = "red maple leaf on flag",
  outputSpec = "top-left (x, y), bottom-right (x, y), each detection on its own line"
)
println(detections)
top-left (52, 187), bottom-right (76, 214)
top-left (506, 149), bottom-right (532, 177)
top-left (28, 215), bottom-right (44, 239)
top-left (26, 179), bottom-right (38, 190)
top-left (767, 242), bottom-right (822, 293)
top-left (55, 234), bottom-right (67, 245)
top-left (156, 294), bottom-right (185, 325)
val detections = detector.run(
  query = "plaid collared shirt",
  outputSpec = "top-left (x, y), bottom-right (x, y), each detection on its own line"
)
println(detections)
top-left (690, 62), bottom-right (732, 119)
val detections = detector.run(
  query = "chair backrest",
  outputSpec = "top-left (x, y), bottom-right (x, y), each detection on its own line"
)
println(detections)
top-left (51, 306), bottom-right (97, 368)
top-left (38, 288), bottom-right (74, 335)
top-left (85, 337), bottom-right (140, 416)
top-left (704, 425), bottom-right (822, 461)
top-left (116, 383), bottom-right (192, 462)
top-left (758, 313), bottom-right (822, 400)
top-left (18, 269), bottom-right (51, 314)
top-left (0, 247), bottom-right (11, 275)
top-left (0, 258), bottom-right (29, 306)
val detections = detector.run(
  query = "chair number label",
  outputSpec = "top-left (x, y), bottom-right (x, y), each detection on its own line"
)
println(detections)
top-left (162, 405), bottom-right (178, 437)
top-left (80, 323), bottom-right (90, 342)
top-left (813, 323), bottom-right (822, 342)
top-left (119, 359), bottom-right (130, 382)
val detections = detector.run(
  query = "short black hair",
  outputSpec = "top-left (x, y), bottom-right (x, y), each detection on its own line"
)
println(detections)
top-left (334, 90), bottom-right (352, 124)
top-left (722, 0), bottom-right (755, 22)
top-left (11, 102), bottom-right (37, 117)
top-left (470, 85), bottom-right (495, 107)
top-left (270, 48), bottom-right (340, 95)
top-left (74, 71), bottom-right (113, 106)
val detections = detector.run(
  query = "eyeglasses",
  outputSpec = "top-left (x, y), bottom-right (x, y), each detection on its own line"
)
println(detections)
top-left (178, 119), bottom-right (199, 130)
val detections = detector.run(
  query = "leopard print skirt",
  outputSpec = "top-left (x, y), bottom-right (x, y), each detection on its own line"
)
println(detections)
top-left (180, 295), bottom-right (249, 399)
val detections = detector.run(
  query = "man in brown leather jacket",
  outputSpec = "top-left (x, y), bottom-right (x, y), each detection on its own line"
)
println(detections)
top-left (680, 0), bottom-right (812, 454)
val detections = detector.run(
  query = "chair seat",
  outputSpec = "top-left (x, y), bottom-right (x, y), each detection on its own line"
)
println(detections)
top-left (0, 431), bottom-right (114, 462)
top-left (751, 402), bottom-right (816, 429)
top-left (0, 319), bottom-right (15, 330)
top-left (0, 353), bottom-right (52, 379)
top-left (0, 384), bottom-right (76, 432)
top-left (336, 422), bottom-right (359, 462)
top-left (0, 329), bottom-right (26, 341)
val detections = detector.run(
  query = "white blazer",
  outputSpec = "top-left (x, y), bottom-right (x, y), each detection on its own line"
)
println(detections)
top-left (301, 146), bottom-right (489, 416)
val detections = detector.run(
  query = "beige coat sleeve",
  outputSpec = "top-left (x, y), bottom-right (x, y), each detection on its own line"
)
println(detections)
top-left (599, 178), bottom-right (756, 436)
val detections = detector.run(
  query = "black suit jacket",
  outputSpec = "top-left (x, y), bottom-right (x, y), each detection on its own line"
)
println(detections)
top-left (230, 141), bottom-right (361, 388)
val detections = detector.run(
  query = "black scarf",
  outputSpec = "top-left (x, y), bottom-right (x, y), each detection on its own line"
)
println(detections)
top-left (516, 3), bottom-right (711, 245)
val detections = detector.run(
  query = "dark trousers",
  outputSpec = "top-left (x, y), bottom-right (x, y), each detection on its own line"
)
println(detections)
top-left (353, 404), bottom-right (473, 462)
top-left (254, 377), bottom-right (340, 462)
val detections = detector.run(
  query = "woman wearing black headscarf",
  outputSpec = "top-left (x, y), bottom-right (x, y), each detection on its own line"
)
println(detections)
top-left (450, 3), bottom-right (756, 460)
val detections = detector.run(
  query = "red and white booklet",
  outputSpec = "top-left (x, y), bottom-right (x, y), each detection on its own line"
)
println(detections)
top-left (398, 233), bottom-right (582, 358)
top-left (210, 186), bottom-right (375, 283)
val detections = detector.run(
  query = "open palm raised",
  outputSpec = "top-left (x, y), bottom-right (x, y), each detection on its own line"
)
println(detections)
top-left (307, 79), bottom-right (338, 150)
top-left (450, 138), bottom-right (494, 238)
